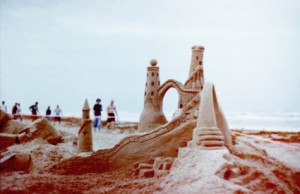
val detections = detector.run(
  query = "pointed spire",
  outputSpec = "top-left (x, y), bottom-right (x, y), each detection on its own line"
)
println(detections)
top-left (82, 99), bottom-right (90, 120)
top-left (82, 99), bottom-right (90, 111)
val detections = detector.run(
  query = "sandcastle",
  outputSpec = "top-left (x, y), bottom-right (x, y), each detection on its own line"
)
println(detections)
top-left (0, 46), bottom-right (300, 193)
top-left (77, 99), bottom-right (93, 153)
top-left (50, 45), bottom-right (233, 175)
top-left (2, 45), bottom-right (299, 194)
top-left (139, 46), bottom-right (205, 132)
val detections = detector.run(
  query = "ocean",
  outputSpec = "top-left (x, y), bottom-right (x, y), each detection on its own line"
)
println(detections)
top-left (116, 111), bottom-right (300, 132)
top-left (63, 111), bottom-right (300, 132)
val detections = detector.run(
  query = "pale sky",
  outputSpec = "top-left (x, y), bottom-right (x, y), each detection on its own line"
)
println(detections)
top-left (1, 0), bottom-right (300, 117)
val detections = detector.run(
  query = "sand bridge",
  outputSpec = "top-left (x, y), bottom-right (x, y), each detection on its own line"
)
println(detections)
top-left (158, 79), bottom-right (198, 109)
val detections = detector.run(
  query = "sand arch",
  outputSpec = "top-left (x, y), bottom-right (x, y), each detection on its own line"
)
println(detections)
top-left (158, 79), bottom-right (184, 109)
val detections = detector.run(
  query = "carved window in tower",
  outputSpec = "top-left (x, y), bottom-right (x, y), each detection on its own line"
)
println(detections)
top-left (151, 82), bottom-right (154, 86)
top-left (146, 83), bottom-right (147, 86)
top-left (157, 73), bottom-right (159, 76)
top-left (199, 61), bottom-right (202, 65)
top-left (196, 56), bottom-right (198, 60)
top-left (152, 72), bottom-right (154, 76)
top-left (151, 91), bottom-right (154, 96)
top-left (144, 92), bottom-right (146, 96)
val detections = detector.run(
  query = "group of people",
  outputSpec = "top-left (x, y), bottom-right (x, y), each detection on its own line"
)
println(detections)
top-left (1, 101), bottom-right (22, 121)
top-left (1, 99), bottom-right (118, 130)
top-left (45, 105), bottom-right (63, 124)
top-left (93, 99), bottom-right (117, 132)
top-left (29, 102), bottom-right (63, 124)
top-left (0, 101), bottom-right (62, 124)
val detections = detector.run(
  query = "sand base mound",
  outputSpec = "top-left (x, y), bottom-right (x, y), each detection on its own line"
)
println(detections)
top-left (1, 137), bottom-right (77, 173)
top-left (160, 138), bottom-right (300, 193)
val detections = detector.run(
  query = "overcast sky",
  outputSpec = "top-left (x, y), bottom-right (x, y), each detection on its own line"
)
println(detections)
top-left (1, 0), bottom-right (300, 117)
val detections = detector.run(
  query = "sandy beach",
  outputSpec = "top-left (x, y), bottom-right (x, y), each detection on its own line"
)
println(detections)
top-left (2, 0), bottom-right (300, 193)
top-left (1, 116), bottom-right (299, 194)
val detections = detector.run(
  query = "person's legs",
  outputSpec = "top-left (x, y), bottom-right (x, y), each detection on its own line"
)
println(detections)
top-left (106, 122), bottom-right (110, 129)
top-left (110, 121), bottom-right (115, 129)
top-left (97, 116), bottom-right (101, 131)
top-left (93, 118), bottom-right (99, 132)
top-left (31, 114), bottom-right (36, 122)
top-left (110, 113), bottom-right (115, 129)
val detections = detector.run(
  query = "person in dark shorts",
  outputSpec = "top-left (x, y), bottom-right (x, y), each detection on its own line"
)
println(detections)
top-left (45, 106), bottom-right (52, 120)
top-left (16, 103), bottom-right (22, 121)
top-left (54, 105), bottom-right (62, 124)
top-left (106, 100), bottom-right (117, 129)
top-left (93, 98), bottom-right (102, 132)
top-left (12, 103), bottom-right (18, 119)
top-left (29, 102), bottom-right (39, 121)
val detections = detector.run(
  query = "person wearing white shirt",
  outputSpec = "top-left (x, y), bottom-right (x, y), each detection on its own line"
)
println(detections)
top-left (0, 101), bottom-right (7, 112)
top-left (53, 105), bottom-right (63, 124)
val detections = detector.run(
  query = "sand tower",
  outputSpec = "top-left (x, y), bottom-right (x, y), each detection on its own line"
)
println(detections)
top-left (138, 59), bottom-right (167, 132)
top-left (186, 46), bottom-right (205, 90)
top-left (78, 99), bottom-right (93, 153)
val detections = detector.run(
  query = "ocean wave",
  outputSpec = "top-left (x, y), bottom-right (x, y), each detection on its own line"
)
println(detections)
top-left (226, 111), bottom-right (300, 122)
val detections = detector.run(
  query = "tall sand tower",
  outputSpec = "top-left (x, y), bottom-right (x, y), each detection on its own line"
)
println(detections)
top-left (138, 59), bottom-right (167, 132)
top-left (187, 45), bottom-right (205, 90)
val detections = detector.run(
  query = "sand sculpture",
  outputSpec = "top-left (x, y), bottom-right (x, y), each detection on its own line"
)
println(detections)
top-left (0, 110), bottom-right (62, 149)
top-left (2, 46), bottom-right (300, 193)
top-left (189, 82), bottom-right (232, 148)
top-left (0, 110), bottom-right (63, 171)
top-left (138, 59), bottom-right (167, 131)
top-left (77, 99), bottom-right (93, 153)
top-left (139, 46), bottom-right (205, 132)
top-left (50, 45), bottom-right (233, 175)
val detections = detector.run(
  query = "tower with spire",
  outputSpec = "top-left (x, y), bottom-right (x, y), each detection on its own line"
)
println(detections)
top-left (185, 46), bottom-right (205, 90)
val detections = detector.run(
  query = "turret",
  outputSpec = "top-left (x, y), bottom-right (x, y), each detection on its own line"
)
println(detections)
top-left (78, 99), bottom-right (93, 153)
top-left (186, 46), bottom-right (205, 90)
top-left (138, 59), bottom-right (167, 132)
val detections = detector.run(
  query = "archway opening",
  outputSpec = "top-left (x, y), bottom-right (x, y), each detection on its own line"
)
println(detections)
top-left (162, 88), bottom-right (180, 121)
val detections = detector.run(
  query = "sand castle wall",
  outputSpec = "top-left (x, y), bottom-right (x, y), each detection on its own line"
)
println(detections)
top-left (50, 93), bottom-right (200, 174)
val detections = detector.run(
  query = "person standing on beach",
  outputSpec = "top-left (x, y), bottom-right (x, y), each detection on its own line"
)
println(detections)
top-left (53, 105), bottom-right (62, 124)
top-left (17, 103), bottom-right (22, 121)
top-left (93, 98), bottom-right (102, 132)
top-left (29, 102), bottom-right (39, 121)
top-left (45, 106), bottom-right (52, 120)
top-left (106, 100), bottom-right (118, 129)
top-left (1, 101), bottom-right (7, 112)
top-left (12, 103), bottom-right (18, 119)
